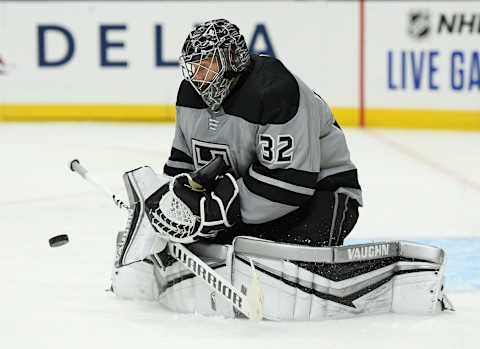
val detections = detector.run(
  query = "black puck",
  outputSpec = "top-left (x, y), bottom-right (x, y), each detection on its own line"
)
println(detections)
top-left (69, 159), bottom-right (79, 172)
top-left (49, 234), bottom-right (69, 248)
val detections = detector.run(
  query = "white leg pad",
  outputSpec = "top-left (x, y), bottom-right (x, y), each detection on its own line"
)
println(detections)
top-left (110, 239), bottom-right (451, 320)
top-left (232, 255), bottom-right (447, 320)
top-left (392, 265), bottom-right (444, 314)
top-left (158, 264), bottom-right (235, 318)
top-left (111, 261), bottom-right (161, 301)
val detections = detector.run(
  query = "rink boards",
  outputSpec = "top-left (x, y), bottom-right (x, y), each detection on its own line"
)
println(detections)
top-left (0, 1), bottom-right (479, 130)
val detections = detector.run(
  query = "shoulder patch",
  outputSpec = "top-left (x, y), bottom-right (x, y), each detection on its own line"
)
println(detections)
top-left (176, 80), bottom-right (207, 109)
top-left (260, 57), bottom-right (300, 125)
top-left (223, 56), bottom-right (300, 125)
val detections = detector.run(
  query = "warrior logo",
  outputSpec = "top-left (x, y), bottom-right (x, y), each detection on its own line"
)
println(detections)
top-left (408, 10), bottom-right (431, 40)
top-left (170, 243), bottom-right (244, 310)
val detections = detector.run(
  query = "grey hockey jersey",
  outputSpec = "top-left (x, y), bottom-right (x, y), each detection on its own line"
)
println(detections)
top-left (164, 55), bottom-right (362, 224)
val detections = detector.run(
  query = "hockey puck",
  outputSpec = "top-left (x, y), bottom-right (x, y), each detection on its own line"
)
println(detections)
top-left (49, 234), bottom-right (69, 248)
top-left (69, 159), bottom-right (79, 172)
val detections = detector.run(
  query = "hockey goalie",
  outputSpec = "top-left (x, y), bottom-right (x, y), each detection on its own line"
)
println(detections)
top-left (110, 19), bottom-right (452, 320)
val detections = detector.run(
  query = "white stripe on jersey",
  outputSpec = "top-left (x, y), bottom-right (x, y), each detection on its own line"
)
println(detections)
top-left (249, 166), bottom-right (315, 196)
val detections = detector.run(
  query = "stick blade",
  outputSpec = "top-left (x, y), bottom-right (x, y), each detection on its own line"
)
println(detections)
top-left (247, 258), bottom-right (264, 321)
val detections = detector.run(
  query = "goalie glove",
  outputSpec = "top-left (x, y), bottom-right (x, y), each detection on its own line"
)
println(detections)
top-left (147, 172), bottom-right (240, 244)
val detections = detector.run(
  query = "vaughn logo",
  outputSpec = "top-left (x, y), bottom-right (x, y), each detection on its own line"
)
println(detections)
top-left (347, 244), bottom-right (390, 261)
top-left (408, 10), bottom-right (480, 40)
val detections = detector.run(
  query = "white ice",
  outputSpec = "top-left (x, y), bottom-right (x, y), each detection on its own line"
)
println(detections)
top-left (0, 124), bottom-right (479, 349)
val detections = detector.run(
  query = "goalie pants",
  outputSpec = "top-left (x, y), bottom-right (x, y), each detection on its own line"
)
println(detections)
top-left (212, 190), bottom-right (359, 246)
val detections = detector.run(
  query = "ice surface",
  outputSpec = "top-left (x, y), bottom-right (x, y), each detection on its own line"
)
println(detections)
top-left (0, 124), bottom-right (478, 349)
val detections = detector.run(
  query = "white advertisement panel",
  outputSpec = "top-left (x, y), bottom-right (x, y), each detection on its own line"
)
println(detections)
top-left (0, 3), bottom-right (6, 101)
top-left (365, 1), bottom-right (480, 110)
top-left (0, 1), bottom-right (358, 107)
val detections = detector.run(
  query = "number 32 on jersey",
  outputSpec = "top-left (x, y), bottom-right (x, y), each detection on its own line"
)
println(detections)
top-left (258, 134), bottom-right (294, 164)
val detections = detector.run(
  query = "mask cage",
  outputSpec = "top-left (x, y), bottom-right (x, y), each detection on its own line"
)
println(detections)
top-left (180, 48), bottom-right (233, 110)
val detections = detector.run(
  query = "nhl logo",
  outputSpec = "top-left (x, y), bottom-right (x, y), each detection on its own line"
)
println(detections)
top-left (408, 10), bottom-right (431, 40)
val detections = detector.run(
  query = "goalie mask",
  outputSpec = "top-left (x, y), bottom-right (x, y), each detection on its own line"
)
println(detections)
top-left (179, 19), bottom-right (251, 111)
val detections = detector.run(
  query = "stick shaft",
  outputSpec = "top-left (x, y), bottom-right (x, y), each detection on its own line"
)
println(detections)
top-left (70, 160), bottom-right (129, 210)
top-left (167, 242), bottom-right (255, 318)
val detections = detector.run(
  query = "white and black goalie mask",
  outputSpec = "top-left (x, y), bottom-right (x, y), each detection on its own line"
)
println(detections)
top-left (179, 19), bottom-right (250, 110)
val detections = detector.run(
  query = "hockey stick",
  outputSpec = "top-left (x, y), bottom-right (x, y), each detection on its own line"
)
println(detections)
top-left (70, 160), bottom-right (129, 210)
top-left (69, 159), bottom-right (263, 320)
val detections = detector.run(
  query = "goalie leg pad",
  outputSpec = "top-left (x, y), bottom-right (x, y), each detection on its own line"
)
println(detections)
top-left (154, 247), bottom-right (236, 318)
top-left (231, 238), bottom-right (449, 320)
top-left (391, 263), bottom-right (446, 314)
top-left (113, 238), bottom-right (450, 320)
top-left (111, 259), bottom-right (162, 301)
